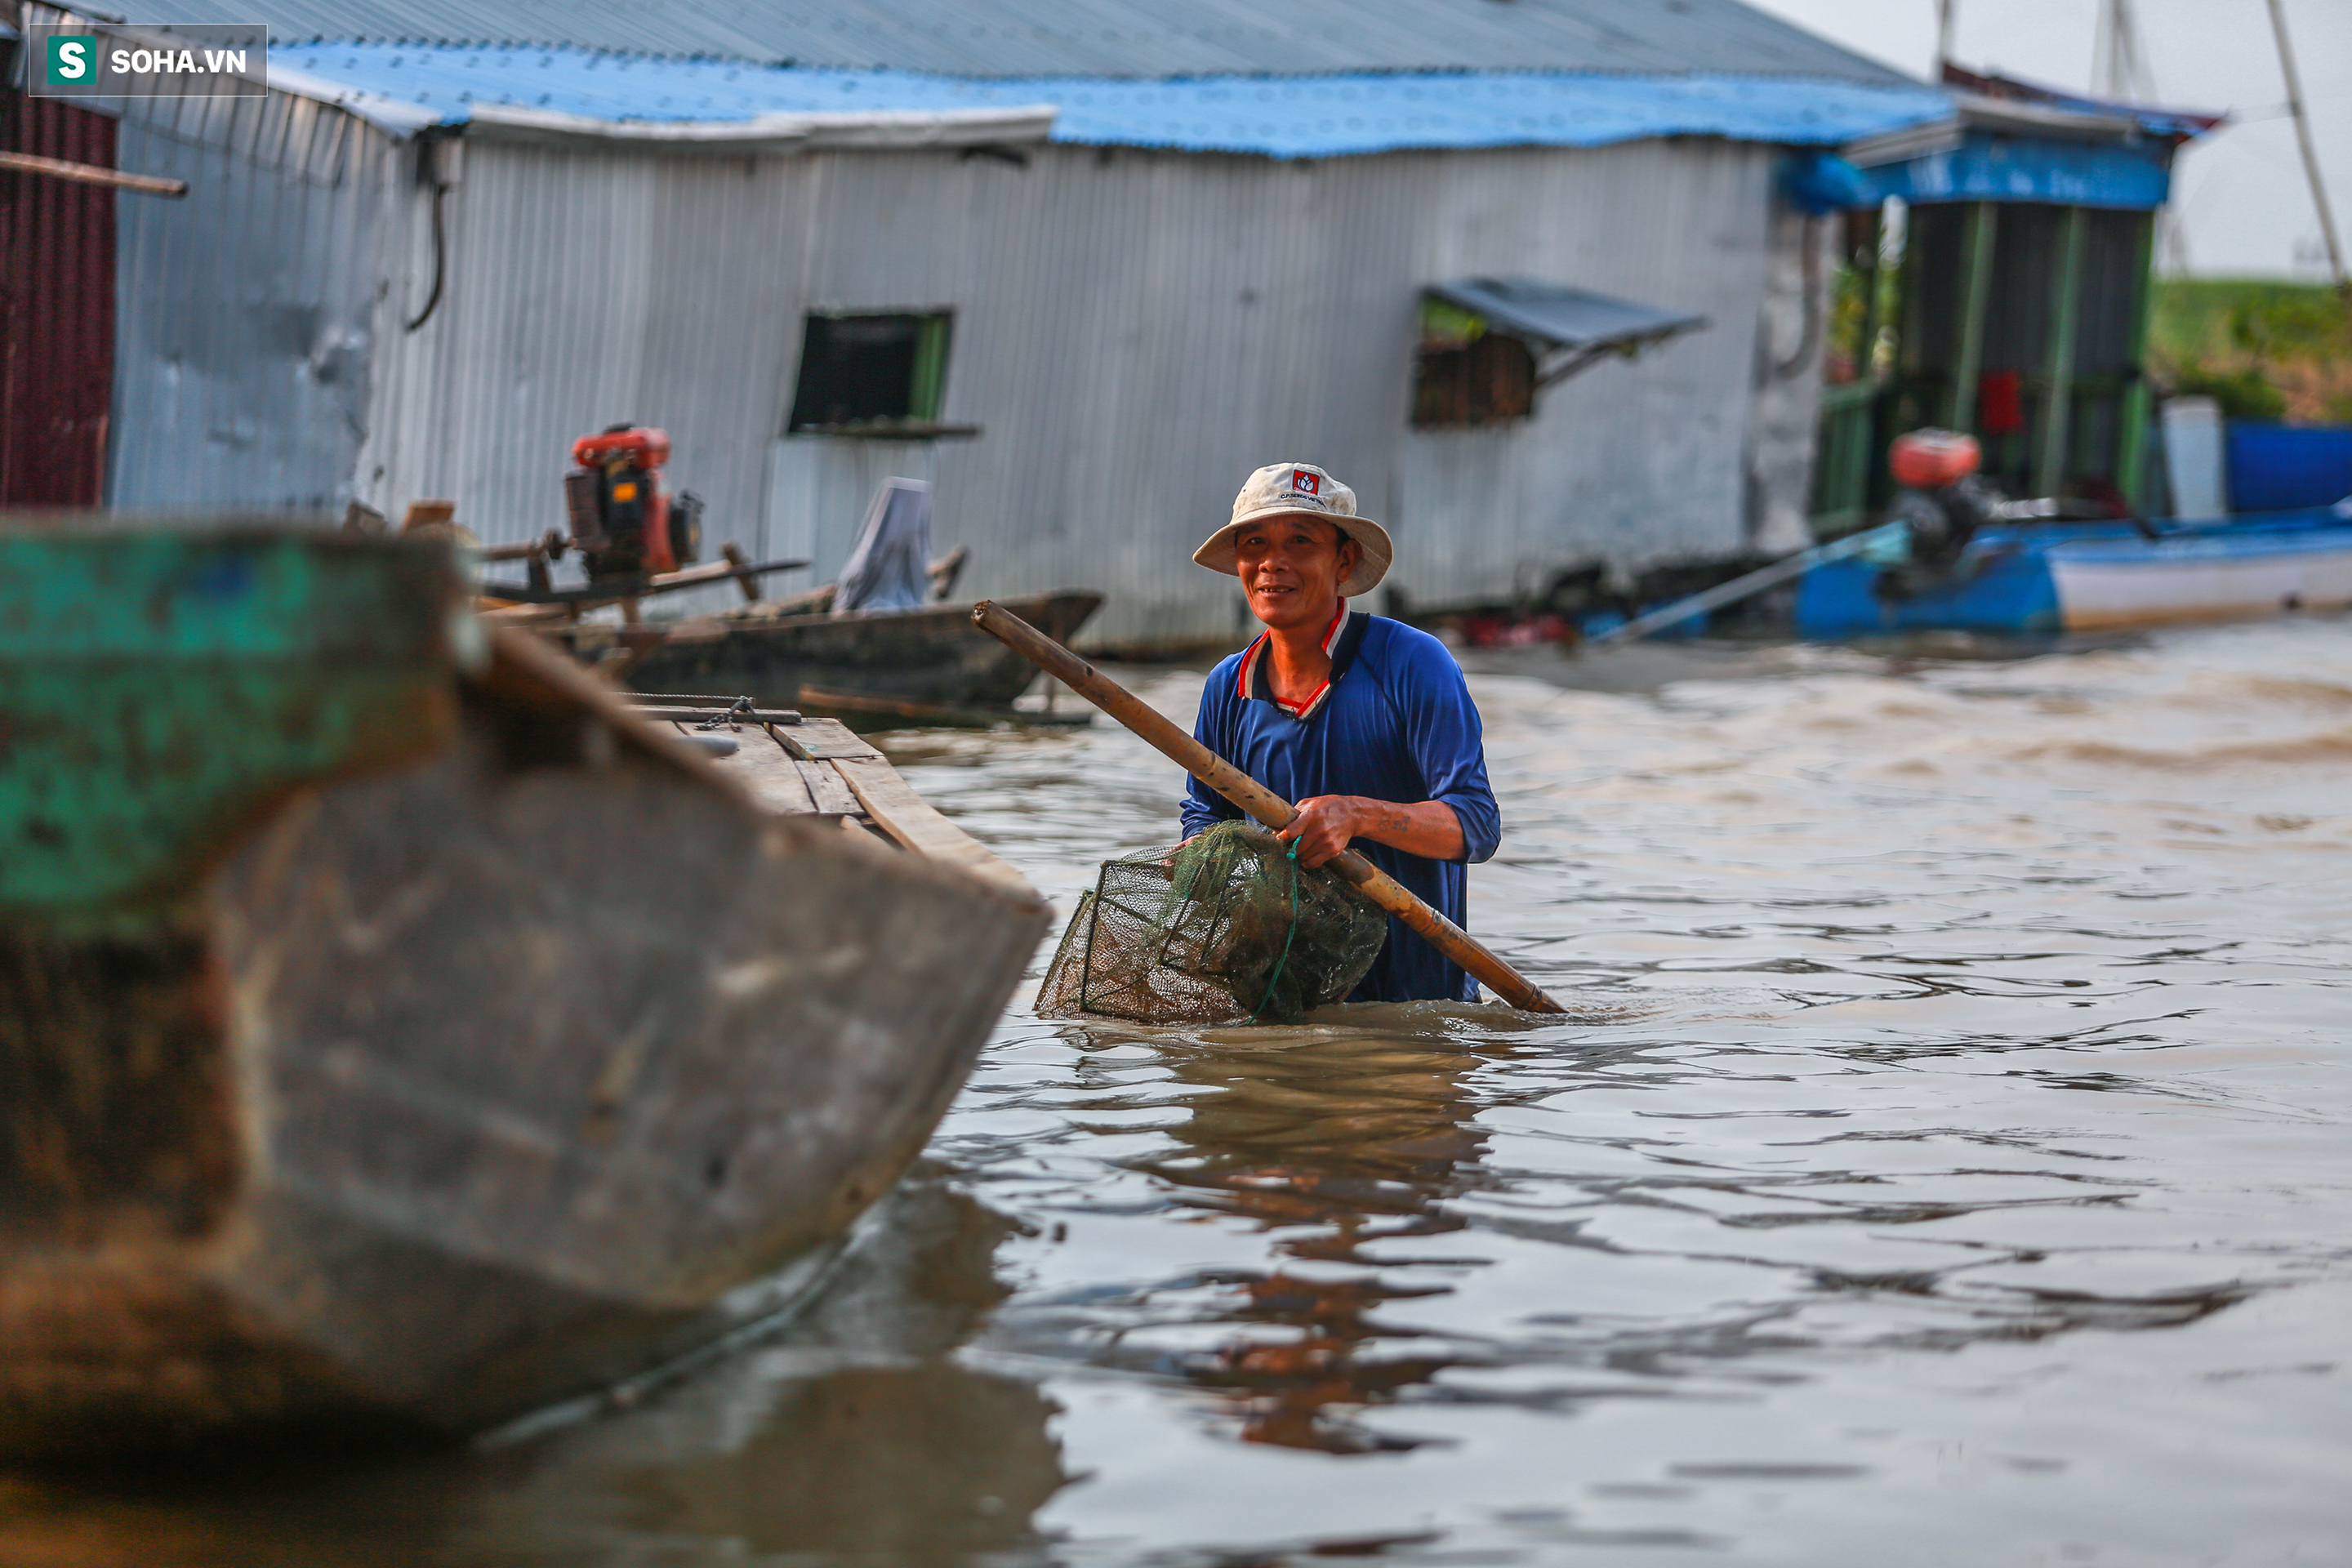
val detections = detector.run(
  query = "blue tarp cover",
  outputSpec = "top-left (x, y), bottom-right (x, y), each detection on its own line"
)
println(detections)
top-left (2225, 422), bottom-right (2352, 514)
top-left (273, 42), bottom-right (1953, 158)
top-left (1860, 129), bottom-right (2174, 210)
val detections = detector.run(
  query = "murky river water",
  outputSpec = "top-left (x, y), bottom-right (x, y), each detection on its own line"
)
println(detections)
top-left (7, 618), bottom-right (2350, 1566)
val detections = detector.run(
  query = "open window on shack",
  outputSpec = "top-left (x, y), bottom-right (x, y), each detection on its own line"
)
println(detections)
top-left (786, 310), bottom-right (978, 439)
top-left (1410, 278), bottom-right (1707, 430)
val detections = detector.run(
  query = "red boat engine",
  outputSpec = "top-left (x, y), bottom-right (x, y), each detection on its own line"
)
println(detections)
top-left (564, 425), bottom-right (702, 579)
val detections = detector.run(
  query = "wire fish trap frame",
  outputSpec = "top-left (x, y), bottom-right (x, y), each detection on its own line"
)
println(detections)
top-left (1036, 822), bottom-right (1388, 1026)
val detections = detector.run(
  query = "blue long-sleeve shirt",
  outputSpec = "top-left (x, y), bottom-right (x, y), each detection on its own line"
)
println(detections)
top-left (1182, 608), bottom-right (1501, 1003)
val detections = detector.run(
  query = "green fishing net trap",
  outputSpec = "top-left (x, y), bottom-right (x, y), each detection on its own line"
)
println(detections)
top-left (1036, 821), bottom-right (1389, 1025)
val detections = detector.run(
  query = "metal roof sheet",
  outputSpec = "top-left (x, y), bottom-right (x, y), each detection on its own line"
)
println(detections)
top-left (265, 44), bottom-right (1952, 156)
top-left (156, 0), bottom-right (1912, 80)
top-left (1430, 278), bottom-right (1705, 350)
top-left (1941, 65), bottom-right (2225, 141)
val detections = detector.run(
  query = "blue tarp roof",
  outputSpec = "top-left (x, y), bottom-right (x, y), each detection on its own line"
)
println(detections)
top-left (1860, 131), bottom-right (2176, 211)
top-left (270, 42), bottom-right (1953, 157)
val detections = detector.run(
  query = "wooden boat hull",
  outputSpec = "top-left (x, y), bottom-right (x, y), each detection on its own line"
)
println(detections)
top-left (0, 528), bottom-right (1050, 1459)
top-left (559, 593), bottom-right (1102, 717)
top-left (1794, 506), bottom-right (2352, 637)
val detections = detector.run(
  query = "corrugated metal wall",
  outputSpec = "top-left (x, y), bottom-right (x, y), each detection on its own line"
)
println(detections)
top-left (107, 88), bottom-right (398, 511)
top-left (1744, 201), bottom-right (1833, 555)
top-left (366, 135), bottom-right (1804, 647)
top-left (0, 89), bottom-right (116, 506)
top-left (1387, 141), bottom-right (1785, 611)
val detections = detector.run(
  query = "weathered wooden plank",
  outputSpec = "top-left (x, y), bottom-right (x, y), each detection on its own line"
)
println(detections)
top-left (797, 684), bottom-right (1089, 729)
top-left (779, 718), bottom-right (884, 763)
top-left (832, 755), bottom-right (1034, 895)
top-left (716, 734), bottom-right (818, 814)
top-left (795, 758), bottom-right (863, 817)
top-left (477, 555), bottom-right (810, 608)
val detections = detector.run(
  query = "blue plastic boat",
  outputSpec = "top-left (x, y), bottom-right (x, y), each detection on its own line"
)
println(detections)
top-left (1795, 504), bottom-right (2352, 638)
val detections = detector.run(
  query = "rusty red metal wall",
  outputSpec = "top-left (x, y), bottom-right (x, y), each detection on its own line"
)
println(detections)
top-left (0, 86), bottom-right (117, 507)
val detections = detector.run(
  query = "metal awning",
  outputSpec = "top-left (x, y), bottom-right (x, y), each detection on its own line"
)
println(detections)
top-left (1427, 278), bottom-right (1707, 389)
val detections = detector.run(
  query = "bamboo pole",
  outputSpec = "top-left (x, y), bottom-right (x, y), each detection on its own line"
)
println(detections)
top-left (1588, 520), bottom-right (1904, 646)
top-left (2115, 211), bottom-right (2160, 512)
top-left (1946, 202), bottom-right (1997, 433)
top-left (2034, 206), bottom-right (2086, 498)
top-left (2265, 0), bottom-right (2346, 294)
top-left (972, 600), bottom-right (1566, 1014)
top-left (0, 150), bottom-right (186, 197)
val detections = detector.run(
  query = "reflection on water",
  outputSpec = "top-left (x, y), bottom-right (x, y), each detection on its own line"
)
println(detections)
top-left (584, 1174), bottom-right (1067, 1564)
top-left (4, 619), bottom-right (2350, 1565)
top-left (1128, 1026), bottom-right (1499, 1454)
top-left (0, 1174), bottom-right (1068, 1567)
top-left (617, 1361), bottom-right (1060, 1553)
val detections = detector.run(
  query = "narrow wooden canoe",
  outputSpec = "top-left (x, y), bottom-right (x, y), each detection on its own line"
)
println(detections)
top-left (546, 592), bottom-right (1103, 722)
top-left (0, 524), bottom-right (1050, 1459)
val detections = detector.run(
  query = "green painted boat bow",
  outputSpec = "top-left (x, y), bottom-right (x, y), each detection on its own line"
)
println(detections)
top-left (0, 524), bottom-right (475, 921)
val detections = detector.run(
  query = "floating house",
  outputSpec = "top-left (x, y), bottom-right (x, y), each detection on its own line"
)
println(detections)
top-left (2, 0), bottom-right (1953, 647)
top-left (1809, 66), bottom-right (2222, 531)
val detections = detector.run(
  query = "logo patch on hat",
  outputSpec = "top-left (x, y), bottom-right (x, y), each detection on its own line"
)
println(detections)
top-left (1291, 470), bottom-right (1321, 496)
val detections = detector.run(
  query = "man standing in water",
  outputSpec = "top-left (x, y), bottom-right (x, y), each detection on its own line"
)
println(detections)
top-left (1183, 461), bottom-right (1501, 1002)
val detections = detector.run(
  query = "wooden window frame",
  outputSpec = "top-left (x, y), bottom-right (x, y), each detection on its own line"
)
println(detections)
top-left (786, 310), bottom-right (978, 439)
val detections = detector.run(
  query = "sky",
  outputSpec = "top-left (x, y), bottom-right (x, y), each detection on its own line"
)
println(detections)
top-left (1744, 0), bottom-right (2351, 279)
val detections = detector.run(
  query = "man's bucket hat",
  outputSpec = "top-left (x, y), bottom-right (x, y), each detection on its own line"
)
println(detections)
top-left (1194, 461), bottom-right (1393, 598)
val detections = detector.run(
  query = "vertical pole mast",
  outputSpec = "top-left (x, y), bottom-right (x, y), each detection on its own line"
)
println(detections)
top-left (2092, 0), bottom-right (2116, 98)
top-left (2093, 0), bottom-right (2147, 102)
top-left (1857, 207), bottom-right (1885, 373)
top-left (2266, 0), bottom-right (2347, 292)
top-left (1946, 203), bottom-right (1998, 432)
top-left (2115, 211), bottom-right (2160, 512)
top-left (2035, 207), bottom-right (2087, 498)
